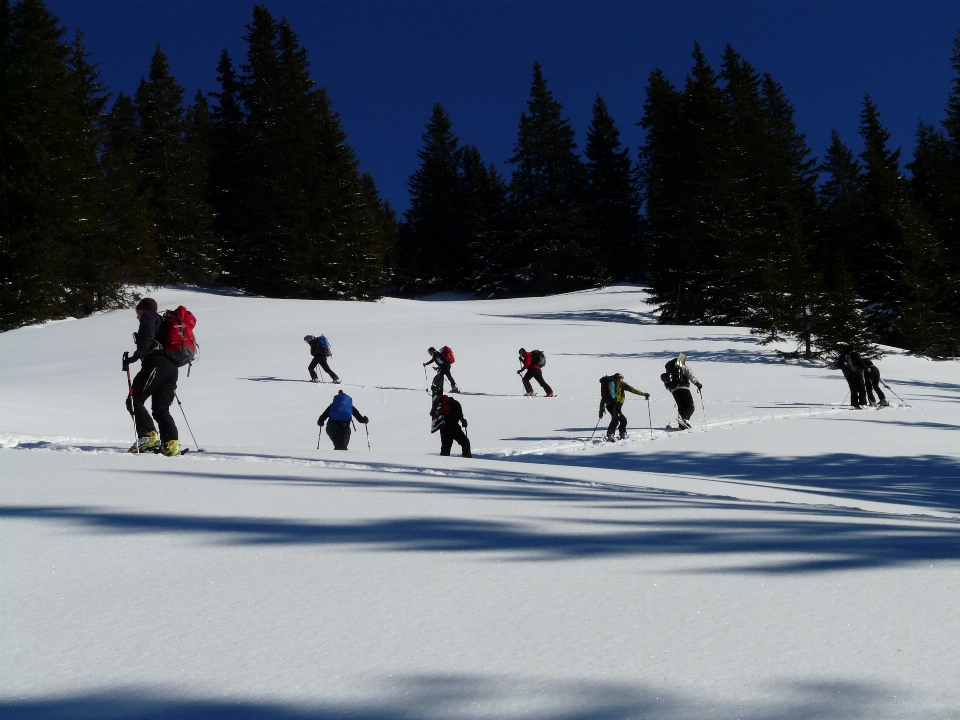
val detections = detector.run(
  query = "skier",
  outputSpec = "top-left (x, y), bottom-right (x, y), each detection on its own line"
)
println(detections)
top-left (424, 346), bottom-right (459, 393)
top-left (431, 393), bottom-right (472, 457)
top-left (862, 357), bottom-right (889, 407)
top-left (317, 390), bottom-right (368, 450)
top-left (599, 373), bottom-right (650, 441)
top-left (304, 335), bottom-right (339, 383)
top-left (660, 353), bottom-right (702, 429)
top-left (836, 349), bottom-right (868, 408)
top-left (124, 297), bottom-right (180, 455)
top-left (517, 348), bottom-right (554, 397)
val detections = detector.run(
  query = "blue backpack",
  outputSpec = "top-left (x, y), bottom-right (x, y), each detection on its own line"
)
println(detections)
top-left (329, 393), bottom-right (353, 422)
top-left (318, 334), bottom-right (332, 357)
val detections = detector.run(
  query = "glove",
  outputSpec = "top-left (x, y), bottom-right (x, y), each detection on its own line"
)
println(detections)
top-left (317, 417), bottom-right (324, 427)
top-left (122, 352), bottom-right (129, 371)
top-left (461, 418), bottom-right (468, 428)
top-left (599, 403), bottom-right (605, 419)
top-left (517, 369), bottom-right (522, 375)
top-left (642, 392), bottom-right (650, 398)
top-left (695, 382), bottom-right (703, 391)
top-left (361, 416), bottom-right (369, 424)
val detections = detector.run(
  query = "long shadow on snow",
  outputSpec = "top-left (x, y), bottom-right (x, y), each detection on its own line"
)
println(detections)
top-left (500, 451), bottom-right (960, 514)
top-left (556, 349), bottom-right (782, 365)
top-left (3, 463), bottom-right (958, 572)
top-left (483, 309), bottom-right (658, 325)
top-left (0, 676), bottom-right (904, 720)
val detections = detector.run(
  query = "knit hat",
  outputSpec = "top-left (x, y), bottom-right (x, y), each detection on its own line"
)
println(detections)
top-left (678, 353), bottom-right (687, 365)
top-left (135, 298), bottom-right (158, 313)
top-left (304, 335), bottom-right (315, 342)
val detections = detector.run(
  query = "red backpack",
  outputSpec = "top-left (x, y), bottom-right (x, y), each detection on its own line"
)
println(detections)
top-left (440, 346), bottom-right (455, 364)
top-left (160, 306), bottom-right (198, 371)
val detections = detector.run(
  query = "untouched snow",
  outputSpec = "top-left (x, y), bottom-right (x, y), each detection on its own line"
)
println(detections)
top-left (1, 285), bottom-right (958, 719)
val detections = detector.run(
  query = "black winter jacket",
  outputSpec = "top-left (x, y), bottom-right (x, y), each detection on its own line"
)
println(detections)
top-left (132, 310), bottom-right (164, 362)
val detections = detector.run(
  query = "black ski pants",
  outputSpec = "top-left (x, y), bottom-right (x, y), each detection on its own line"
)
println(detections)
top-left (127, 355), bottom-right (179, 441)
top-left (842, 369), bottom-right (867, 407)
top-left (522, 368), bottom-right (552, 395)
top-left (309, 355), bottom-right (339, 382)
top-left (432, 365), bottom-right (457, 392)
top-left (864, 367), bottom-right (886, 404)
top-left (440, 423), bottom-right (471, 457)
top-left (605, 401), bottom-right (628, 436)
top-left (672, 388), bottom-right (695, 422)
top-left (326, 420), bottom-right (352, 450)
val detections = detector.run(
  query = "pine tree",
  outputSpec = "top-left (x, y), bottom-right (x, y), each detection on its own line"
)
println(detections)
top-left (816, 263), bottom-right (877, 358)
top-left (583, 94), bottom-right (641, 281)
top-left (0, 0), bottom-right (125, 329)
top-left (133, 45), bottom-right (219, 285)
top-left (817, 130), bottom-right (865, 273)
top-left (228, 6), bottom-right (391, 298)
top-left (506, 62), bottom-right (603, 295)
top-left (397, 103), bottom-right (465, 294)
top-left (461, 146), bottom-right (509, 297)
top-left (856, 94), bottom-right (904, 338)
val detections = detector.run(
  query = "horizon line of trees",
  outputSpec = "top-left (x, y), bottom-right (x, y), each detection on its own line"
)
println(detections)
top-left (2, 0), bottom-right (958, 358)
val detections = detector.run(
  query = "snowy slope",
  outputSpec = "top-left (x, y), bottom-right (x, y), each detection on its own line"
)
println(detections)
top-left (2, 286), bottom-right (958, 719)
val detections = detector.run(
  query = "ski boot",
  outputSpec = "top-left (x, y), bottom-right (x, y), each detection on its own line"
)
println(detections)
top-left (310, 378), bottom-right (320, 383)
top-left (524, 390), bottom-right (536, 397)
top-left (678, 417), bottom-right (692, 430)
top-left (451, 385), bottom-right (460, 393)
top-left (878, 398), bottom-right (889, 407)
top-left (619, 430), bottom-right (628, 440)
top-left (545, 391), bottom-right (556, 397)
top-left (129, 430), bottom-right (159, 453)
top-left (604, 434), bottom-right (616, 442)
top-left (161, 439), bottom-right (180, 457)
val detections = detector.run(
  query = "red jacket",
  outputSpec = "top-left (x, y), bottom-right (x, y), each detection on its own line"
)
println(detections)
top-left (519, 351), bottom-right (540, 371)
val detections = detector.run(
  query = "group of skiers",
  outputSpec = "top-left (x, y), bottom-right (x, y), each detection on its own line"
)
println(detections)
top-left (122, 297), bottom-right (890, 456)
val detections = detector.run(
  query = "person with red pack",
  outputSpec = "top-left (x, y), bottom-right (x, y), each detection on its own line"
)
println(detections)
top-left (517, 348), bottom-right (554, 397)
top-left (424, 345), bottom-right (459, 394)
top-left (123, 298), bottom-right (180, 455)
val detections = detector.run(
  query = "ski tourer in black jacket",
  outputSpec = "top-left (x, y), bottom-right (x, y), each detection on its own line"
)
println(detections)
top-left (125, 298), bottom-right (179, 450)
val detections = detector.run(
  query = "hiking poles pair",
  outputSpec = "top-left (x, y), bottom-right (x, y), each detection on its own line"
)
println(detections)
top-left (123, 353), bottom-right (139, 453)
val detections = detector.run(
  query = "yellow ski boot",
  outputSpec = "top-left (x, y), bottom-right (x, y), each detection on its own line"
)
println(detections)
top-left (129, 431), bottom-right (159, 453)
top-left (161, 439), bottom-right (180, 457)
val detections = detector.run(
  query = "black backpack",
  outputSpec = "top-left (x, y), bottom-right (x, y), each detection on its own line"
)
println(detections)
top-left (599, 375), bottom-right (616, 402)
top-left (531, 349), bottom-right (546, 367)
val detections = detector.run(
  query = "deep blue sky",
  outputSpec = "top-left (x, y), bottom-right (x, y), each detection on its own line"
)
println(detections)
top-left (49, 1), bottom-right (959, 214)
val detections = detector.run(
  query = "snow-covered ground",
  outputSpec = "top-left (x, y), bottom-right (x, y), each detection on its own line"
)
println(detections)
top-left (2, 285), bottom-right (958, 719)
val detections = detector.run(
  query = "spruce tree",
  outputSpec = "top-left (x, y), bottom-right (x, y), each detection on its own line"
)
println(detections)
top-left (397, 103), bottom-right (466, 293)
top-left (461, 146), bottom-right (509, 297)
top-left (856, 94), bottom-right (904, 337)
top-left (817, 130), bottom-right (865, 273)
top-left (0, 0), bottom-right (124, 329)
top-left (229, 6), bottom-right (391, 299)
top-left (133, 45), bottom-right (219, 285)
top-left (816, 263), bottom-right (877, 358)
top-left (506, 62), bottom-right (603, 295)
top-left (583, 94), bottom-right (641, 281)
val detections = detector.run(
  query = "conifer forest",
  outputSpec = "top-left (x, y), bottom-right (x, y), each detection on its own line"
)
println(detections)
top-left (2, 0), bottom-right (958, 358)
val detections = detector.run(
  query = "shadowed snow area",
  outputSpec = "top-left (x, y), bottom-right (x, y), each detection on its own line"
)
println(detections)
top-left (2, 285), bottom-right (958, 718)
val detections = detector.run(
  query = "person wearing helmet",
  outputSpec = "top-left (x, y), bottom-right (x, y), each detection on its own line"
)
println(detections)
top-left (304, 334), bottom-right (340, 383)
top-left (517, 348), bottom-right (554, 397)
top-left (661, 353), bottom-right (702, 429)
top-left (317, 390), bottom-right (367, 450)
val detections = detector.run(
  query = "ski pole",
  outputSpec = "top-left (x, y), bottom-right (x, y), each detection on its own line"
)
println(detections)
top-left (317, 429), bottom-right (322, 450)
top-left (646, 396), bottom-right (653, 438)
top-left (590, 416), bottom-right (602, 439)
top-left (423, 365), bottom-right (429, 392)
top-left (840, 391), bottom-right (849, 407)
top-left (173, 392), bottom-right (202, 452)
top-left (882, 381), bottom-right (908, 406)
top-left (698, 387), bottom-right (706, 426)
top-left (365, 423), bottom-right (371, 451)
top-left (123, 353), bottom-right (139, 453)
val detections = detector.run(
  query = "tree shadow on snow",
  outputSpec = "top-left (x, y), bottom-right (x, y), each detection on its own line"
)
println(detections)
top-left (482, 309), bottom-right (658, 325)
top-left (3, 455), bottom-right (959, 572)
top-left (556, 349), bottom-right (783, 365)
top-left (501, 451), bottom-right (960, 515)
top-left (0, 675), bottom-right (915, 720)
